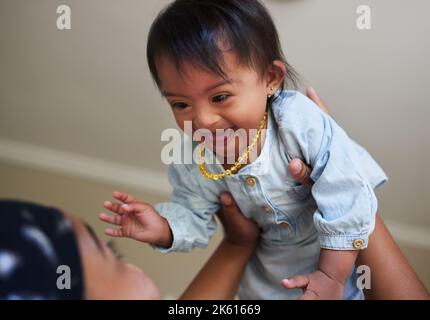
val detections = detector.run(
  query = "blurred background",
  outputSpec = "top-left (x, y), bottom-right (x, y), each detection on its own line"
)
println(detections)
top-left (0, 0), bottom-right (429, 298)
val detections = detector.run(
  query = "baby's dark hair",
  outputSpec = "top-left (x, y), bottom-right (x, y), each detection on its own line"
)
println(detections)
top-left (147, 0), bottom-right (299, 94)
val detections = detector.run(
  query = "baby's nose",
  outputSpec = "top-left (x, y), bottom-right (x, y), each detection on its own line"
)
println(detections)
top-left (193, 111), bottom-right (221, 131)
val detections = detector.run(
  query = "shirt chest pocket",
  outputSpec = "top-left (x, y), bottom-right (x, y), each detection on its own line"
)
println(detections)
top-left (265, 183), bottom-right (313, 220)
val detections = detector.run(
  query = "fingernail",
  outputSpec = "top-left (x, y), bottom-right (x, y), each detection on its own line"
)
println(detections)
top-left (221, 194), bottom-right (232, 206)
top-left (122, 204), bottom-right (129, 210)
top-left (104, 201), bottom-right (111, 206)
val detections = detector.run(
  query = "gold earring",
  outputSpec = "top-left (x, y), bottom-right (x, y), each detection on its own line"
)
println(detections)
top-left (268, 86), bottom-right (274, 98)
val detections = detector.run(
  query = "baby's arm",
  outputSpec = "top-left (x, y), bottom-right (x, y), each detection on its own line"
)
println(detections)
top-left (153, 162), bottom-right (221, 253)
top-left (278, 92), bottom-right (384, 249)
top-left (100, 163), bottom-right (220, 253)
top-left (282, 249), bottom-right (358, 299)
top-left (276, 92), bottom-right (387, 299)
top-left (319, 249), bottom-right (358, 290)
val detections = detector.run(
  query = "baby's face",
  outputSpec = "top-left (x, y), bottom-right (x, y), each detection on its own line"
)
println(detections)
top-left (156, 51), bottom-right (270, 161)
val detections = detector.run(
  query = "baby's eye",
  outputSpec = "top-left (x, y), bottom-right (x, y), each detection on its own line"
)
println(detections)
top-left (171, 102), bottom-right (189, 110)
top-left (212, 94), bottom-right (229, 104)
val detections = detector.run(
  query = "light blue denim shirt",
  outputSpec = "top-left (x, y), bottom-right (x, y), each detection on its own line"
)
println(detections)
top-left (154, 90), bottom-right (388, 299)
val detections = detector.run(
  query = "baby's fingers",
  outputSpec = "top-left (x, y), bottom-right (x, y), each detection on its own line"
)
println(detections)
top-left (104, 227), bottom-right (124, 238)
top-left (103, 201), bottom-right (126, 215)
top-left (121, 202), bottom-right (153, 215)
top-left (112, 191), bottom-right (136, 204)
top-left (99, 212), bottom-right (122, 226)
top-left (281, 275), bottom-right (310, 290)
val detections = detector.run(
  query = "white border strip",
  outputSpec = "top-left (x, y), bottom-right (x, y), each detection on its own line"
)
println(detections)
top-left (0, 138), bottom-right (171, 197)
top-left (0, 138), bottom-right (429, 250)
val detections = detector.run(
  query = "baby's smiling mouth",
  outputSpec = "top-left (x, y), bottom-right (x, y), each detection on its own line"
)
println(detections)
top-left (194, 126), bottom-right (252, 155)
top-left (207, 126), bottom-right (237, 145)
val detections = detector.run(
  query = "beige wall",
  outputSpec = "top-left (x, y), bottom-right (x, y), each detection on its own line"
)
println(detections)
top-left (0, 0), bottom-right (429, 297)
top-left (1, 0), bottom-right (429, 227)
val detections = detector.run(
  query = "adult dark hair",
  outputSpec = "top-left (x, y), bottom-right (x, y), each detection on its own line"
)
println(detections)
top-left (0, 200), bottom-right (84, 300)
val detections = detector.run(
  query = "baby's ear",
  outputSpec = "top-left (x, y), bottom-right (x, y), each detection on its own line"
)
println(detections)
top-left (265, 60), bottom-right (287, 90)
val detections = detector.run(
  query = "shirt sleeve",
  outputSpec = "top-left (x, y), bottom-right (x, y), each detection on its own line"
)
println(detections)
top-left (274, 92), bottom-right (388, 250)
top-left (152, 163), bottom-right (220, 253)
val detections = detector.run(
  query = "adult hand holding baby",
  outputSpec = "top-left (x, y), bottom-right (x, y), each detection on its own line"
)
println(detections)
top-left (217, 192), bottom-right (260, 248)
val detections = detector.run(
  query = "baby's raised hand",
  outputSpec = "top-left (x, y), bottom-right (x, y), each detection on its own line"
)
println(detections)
top-left (99, 191), bottom-right (173, 248)
top-left (281, 271), bottom-right (344, 300)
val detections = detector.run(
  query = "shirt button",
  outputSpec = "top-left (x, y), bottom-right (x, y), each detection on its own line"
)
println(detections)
top-left (262, 205), bottom-right (272, 214)
top-left (246, 176), bottom-right (256, 187)
top-left (353, 239), bottom-right (365, 249)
